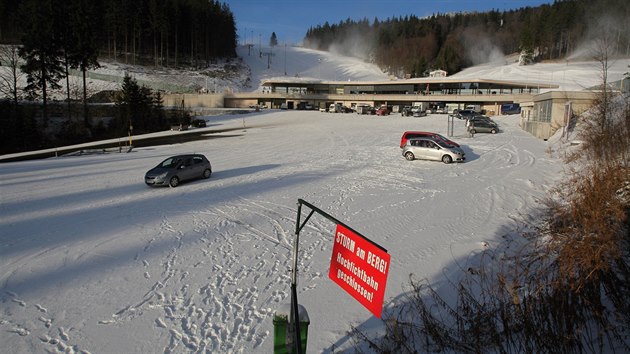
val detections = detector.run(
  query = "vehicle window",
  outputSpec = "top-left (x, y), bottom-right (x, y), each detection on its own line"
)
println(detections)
top-left (193, 157), bottom-right (203, 164)
top-left (162, 158), bottom-right (177, 168)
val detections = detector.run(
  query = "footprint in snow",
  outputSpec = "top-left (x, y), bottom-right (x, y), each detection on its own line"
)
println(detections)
top-left (58, 327), bottom-right (69, 341)
top-left (9, 326), bottom-right (30, 336)
top-left (155, 317), bottom-right (167, 328)
top-left (38, 316), bottom-right (52, 328)
top-left (11, 298), bottom-right (26, 307)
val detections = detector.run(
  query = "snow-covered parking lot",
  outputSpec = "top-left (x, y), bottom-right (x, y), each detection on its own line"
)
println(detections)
top-left (0, 111), bottom-right (563, 353)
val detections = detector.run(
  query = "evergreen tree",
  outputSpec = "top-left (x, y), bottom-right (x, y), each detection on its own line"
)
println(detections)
top-left (270, 32), bottom-right (278, 47)
top-left (66, 0), bottom-right (102, 127)
top-left (301, 0), bottom-right (630, 77)
top-left (151, 91), bottom-right (167, 131)
top-left (116, 74), bottom-right (141, 137)
top-left (116, 74), bottom-right (165, 135)
top-left (435, 34), bottom-right (465, 74)
top-left (19, 0), bottom-right (65, 127)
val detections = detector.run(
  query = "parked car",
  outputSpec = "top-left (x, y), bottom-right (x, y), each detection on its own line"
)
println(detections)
top-left (145, 154), bottom-right (212, 188)
top-left (432, 133), bottom-right (461, 148)
top-left (190, 119), bottom-right (207, 128)
top-left (413, 110), bottom-right (427, 117)
top-left (469, 120), bottom-right (499, 134)
top-left (468, 115), bottom-right (495, 124)
top-left (454, 109), bottom-right (477, 120)
top-left (500, 103), bottom-right (521, 115)
top-left (400, 131), bottom-right (460, 148)
top-left (401, 106), bottom-right (413, 116)
top-left (376, 105), bottom-right (390, 116)
top-left (329, 103), bottom-right (343, 113)
top-left (402, 138), bottom-right (465, 164)
top-left (171, 123), bottom-right (188, 131)
top-left (356, 105), bottom-right (375, 115)
top-left (464, 104), bottom-right (482, 113)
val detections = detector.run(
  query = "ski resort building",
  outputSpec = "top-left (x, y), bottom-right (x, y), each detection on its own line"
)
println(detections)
top-left (164, 77), bottom-right (603, 140)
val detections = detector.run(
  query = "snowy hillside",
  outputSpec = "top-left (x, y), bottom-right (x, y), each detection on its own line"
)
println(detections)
top-left (236, 45), bottom-right (389, 90)
top-left (1, 45), bottom-right (629, 353)
top-left (6, 44), bottom-right (627, 98)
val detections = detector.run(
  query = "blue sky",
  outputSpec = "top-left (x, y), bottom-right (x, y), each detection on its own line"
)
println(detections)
top-left (223, 0), bottom-right (555, 45)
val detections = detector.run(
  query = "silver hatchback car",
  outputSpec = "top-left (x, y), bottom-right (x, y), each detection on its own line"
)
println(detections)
top-left (402, 138), bottom-right (465, 164)
top-left (145, 154), bottom-right (212, 187)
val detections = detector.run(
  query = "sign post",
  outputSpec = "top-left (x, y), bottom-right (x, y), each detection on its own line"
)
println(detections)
top-left (289, 199), bottom-right (391, 354)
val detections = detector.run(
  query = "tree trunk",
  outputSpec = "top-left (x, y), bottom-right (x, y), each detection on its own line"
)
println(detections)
top-left (83, 67), bottom-right (89, 127)
top-left (41, 66), bottom-right (48, 128)
top-left (65, 52), bottom-right (71, 120)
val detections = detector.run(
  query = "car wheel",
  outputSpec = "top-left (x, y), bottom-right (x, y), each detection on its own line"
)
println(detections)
top-left (442, 155), bottom-right (453, 164)
top-left (169, 176), bottom-right (180, 188)
top-left (491, 128), bottom-right (497, 134)
top-left (470, 129), bottom-right (476, 134)
top-left (404, 152), bottom-right (415, 161)
top-left (203, 168), bottom-right (212, 179)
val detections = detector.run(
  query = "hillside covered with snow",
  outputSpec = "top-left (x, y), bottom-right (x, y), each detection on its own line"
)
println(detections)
top-left (1, 43), bottom-right (629, 353)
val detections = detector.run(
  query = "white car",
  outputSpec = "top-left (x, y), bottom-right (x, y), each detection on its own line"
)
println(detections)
top-left (402, 138), bottom-right (465, 164)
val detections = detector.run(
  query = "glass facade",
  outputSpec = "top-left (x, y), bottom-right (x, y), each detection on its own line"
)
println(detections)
top-left (532, 100), bottom-right (552, 122)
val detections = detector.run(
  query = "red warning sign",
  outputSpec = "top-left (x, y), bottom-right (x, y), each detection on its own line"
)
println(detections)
top-left (328, 224), bottom-right (390, 318)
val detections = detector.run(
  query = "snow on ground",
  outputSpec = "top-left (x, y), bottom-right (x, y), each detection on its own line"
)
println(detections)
top-left (90, 45), bottom-right (391, 94)
top-left (0, 44), bottom-right (390, 99)
top-left (1, 45), bottom-right (627, 353)
top-left (238, 45), bottom-right (390, 90)
top-left (451, 57), bottom-right (630, 91)
top-left (1, 111), bottom-right (563, 353)
top-left (5, 43), bottom-right (627, 98)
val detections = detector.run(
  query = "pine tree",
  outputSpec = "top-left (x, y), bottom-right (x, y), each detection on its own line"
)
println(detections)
top-left (270, 32), bottom-right (278, 47)
top-left (116, 74), bottom-right (140, 136)
top-left (66, 0), bottom-right (102, 127)
top-left (19, 0), bottom-right (65, 127)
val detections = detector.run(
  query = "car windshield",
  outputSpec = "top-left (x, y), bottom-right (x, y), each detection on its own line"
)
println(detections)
top-left (160, 157), bottom-right (180, 168)
top-left (432, 140), bottom-right (451, 149)
top-left (433, 134), bottom-right (452, 144)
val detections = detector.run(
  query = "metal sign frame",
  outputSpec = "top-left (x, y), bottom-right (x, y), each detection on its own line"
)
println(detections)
top-left (289, 199), bottom-right (387, 354)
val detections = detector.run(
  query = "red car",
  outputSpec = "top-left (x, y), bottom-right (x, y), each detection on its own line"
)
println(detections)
top-left (376, 105), bottom-right (390, 116)
top-left (400, 131), bottom-right (460, 148)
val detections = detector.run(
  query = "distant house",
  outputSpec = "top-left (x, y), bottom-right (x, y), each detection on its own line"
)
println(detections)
top-left (429, 69), bottom-right (448, 78)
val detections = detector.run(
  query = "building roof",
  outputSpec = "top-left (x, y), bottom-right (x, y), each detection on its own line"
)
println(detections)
top-left (261, 77), bottom-right (558, 89)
